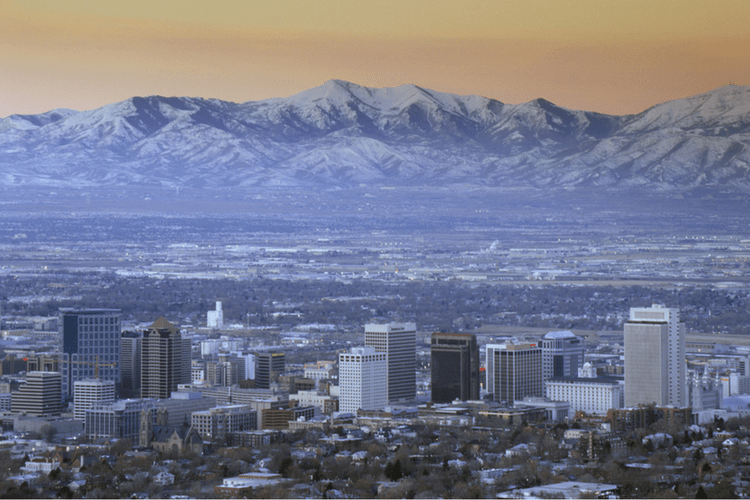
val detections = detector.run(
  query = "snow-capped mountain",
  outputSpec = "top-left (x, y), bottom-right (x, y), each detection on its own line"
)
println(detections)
top-left (1, 80), bottom-right (748, 195)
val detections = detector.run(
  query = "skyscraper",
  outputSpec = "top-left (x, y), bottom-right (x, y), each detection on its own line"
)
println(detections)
top-left (254, 352), bottom-right (285, 390)
top-left (339, 347), bottom-right (387, 413)
top-left (540, 331), bottom-right (584, 381)
top-left (624, 304), bottom-right (686, 407)
top-left (364, 322), bottom-right (416, 403)
top-left (430, 333), bottom-right (480, 403)
top-left (140, 317), bottom-right (191, 399)
top-left (120, 331), bottom-right (142, 399)
top-left (486, 342), bottom-right (542, 404)
top-left (59, 308), bottom-right (121, 400)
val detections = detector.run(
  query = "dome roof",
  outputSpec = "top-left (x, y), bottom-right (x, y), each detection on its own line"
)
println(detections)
top-left (542, 330), bottom-right (577, 339)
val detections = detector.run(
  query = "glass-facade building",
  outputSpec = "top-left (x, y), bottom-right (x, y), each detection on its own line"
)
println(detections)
top-left (59, 309), bottom-right (121, 400)
top-left (430, 333), bottom-right (480, 403)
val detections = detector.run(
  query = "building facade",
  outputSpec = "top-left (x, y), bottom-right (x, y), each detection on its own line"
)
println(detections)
top-left (207, 301), bottom-right (224, 329)
top-left (191, 405), bottom-right (257, 442)
top-left (364, 322), bottom-right (416, 403)
top-left (540, 331), bottom-right (584, 381)
top-left (430, 333), bottom-right (480, 403)
top-left (545, 373), bottom-right (622, 416)
top-left (141, 318), bottom-right (191, 400)
top-left (11, 371), bottom-right (62, 417)
top-left (74, 378), bottom-right (115, 421)
top-left (85, 399), bottom-right (155, 440)
top-left (59, 308), bottom-right (121, 400)
top-left (624, 305), bottom-right (685, 407)
top-left (254, 352), bottom-right (285, 390)
top-left (486, 342), bottom-right (542, 404)
top-left (339, 347), bottom-right (387, 413)
top-left (120, 331), bottom-right (142, 399)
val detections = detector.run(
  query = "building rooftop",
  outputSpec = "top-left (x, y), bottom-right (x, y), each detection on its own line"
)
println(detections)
top-left (542, 330), bottom-right (578, 339)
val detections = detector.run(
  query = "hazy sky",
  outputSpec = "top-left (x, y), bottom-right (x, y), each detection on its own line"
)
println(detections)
top-left (1, 0), bottom-right (748, 118)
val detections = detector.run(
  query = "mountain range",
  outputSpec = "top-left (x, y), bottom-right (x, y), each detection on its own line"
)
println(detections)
top-left (1, 80), bottom-right (749, 196)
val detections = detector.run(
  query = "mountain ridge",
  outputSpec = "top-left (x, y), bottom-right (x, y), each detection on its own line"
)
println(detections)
top-left (1, 81), bottom-right (748, 196)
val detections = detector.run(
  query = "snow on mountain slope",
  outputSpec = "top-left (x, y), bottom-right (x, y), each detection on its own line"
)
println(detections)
top-left (0, 81), bottom-right (748, 195)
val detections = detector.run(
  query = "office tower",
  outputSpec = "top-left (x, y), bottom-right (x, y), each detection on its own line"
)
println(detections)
top-left (74, 378), bottom-right (115, 421)
top-left (120, 331), bottom-right (142, 399)
top-left (364, 322), bottom-right (416, 403)
top-left (430, 333), bottom-right (480, 403)
top-left (486, 342), bottom-right (542, 404)
top-left (624, 304), bottom-right (686, 407)
top-left (339, 347), bottom-right (387, 413)
top-left (59, 308), bottom-right (121, 400)
top-left (141, 317), bottom-right (191, 399)
top-left (540, 331), bottom-right (584, 381)
top-left (11, 371), bottom-right (62, 417)
top-left (207, 301), bottom-right (224, 329)
top-left (254, 352), bottom-right (285, 389)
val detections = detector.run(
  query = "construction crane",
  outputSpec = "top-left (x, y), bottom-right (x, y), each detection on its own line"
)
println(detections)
top-left (69, 355), bottom-right (117, 379)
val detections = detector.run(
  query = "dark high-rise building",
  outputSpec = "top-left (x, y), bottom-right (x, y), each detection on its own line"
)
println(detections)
top-left (120, 331), bottom-right (142, 398)
top-left (430, 333), bottom-right (480, 403)
top-left (254, 352), bottom-right (285, 390)
top-left (141, 318), bottom-right (191, 399)
top-left (59, 309), bottom-right (121, 400)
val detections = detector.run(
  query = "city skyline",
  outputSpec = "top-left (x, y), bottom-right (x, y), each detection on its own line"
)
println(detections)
top-left (1, 0), bottom-right (748, 118)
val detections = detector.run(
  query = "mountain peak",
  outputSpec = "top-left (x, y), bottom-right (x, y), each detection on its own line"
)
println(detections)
top-left (0, 83), bottom-right (748, 196)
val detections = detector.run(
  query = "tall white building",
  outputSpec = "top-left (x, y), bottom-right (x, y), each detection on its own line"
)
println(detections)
top-left (74, 378), bottom-right (116, 421)
top-left (540, 331), bottom-right (584, 381)
top-left (364, 322), bottom-right (416, 403)
top-left (207, 301), bottom-right (224, 329)
top-left (339, 347), bottom-right (387, 413)
top-left (486, 342), bottom-right (543, 404)
top-left (624, 304), bottom-right (686, 407)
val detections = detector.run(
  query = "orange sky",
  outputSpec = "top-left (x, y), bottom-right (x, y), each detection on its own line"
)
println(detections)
top-left (1, 0), bottom-right (748, 118)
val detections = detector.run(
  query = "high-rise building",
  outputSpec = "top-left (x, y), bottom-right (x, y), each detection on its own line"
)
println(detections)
top-left (339, 347), bottom-right (387, 413)
top-left (254, 352), bottom-right (285, 390)
top-left (74, 378), bottom-right (116, 421)
top-left (364, 322), bottom-right (416, 403)
top-left (140, 317), bottom-right (191, 399)
top-left (540, 331), bottom-right (584, 381)
top-left (59, 309), bottom-right (121, 400)
top-left (207, 301), bottom-right (224, 329)
top-left (486, 342), bottom-right (542, 404)
top-left (11, 371), bottom-right (62, 417)
top-left (120, 331), bottom-right (142, 398)
top-left (430, 333), bottom-right (480, 403)
top-left (624, 304), bottom-right (686, 407)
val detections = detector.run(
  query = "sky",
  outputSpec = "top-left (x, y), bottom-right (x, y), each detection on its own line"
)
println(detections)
top-left (1, 0), bottom-right (749, 118)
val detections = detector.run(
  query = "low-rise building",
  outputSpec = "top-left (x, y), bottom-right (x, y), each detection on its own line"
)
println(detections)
top-left (192, 405), bottom-right (257, 442)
